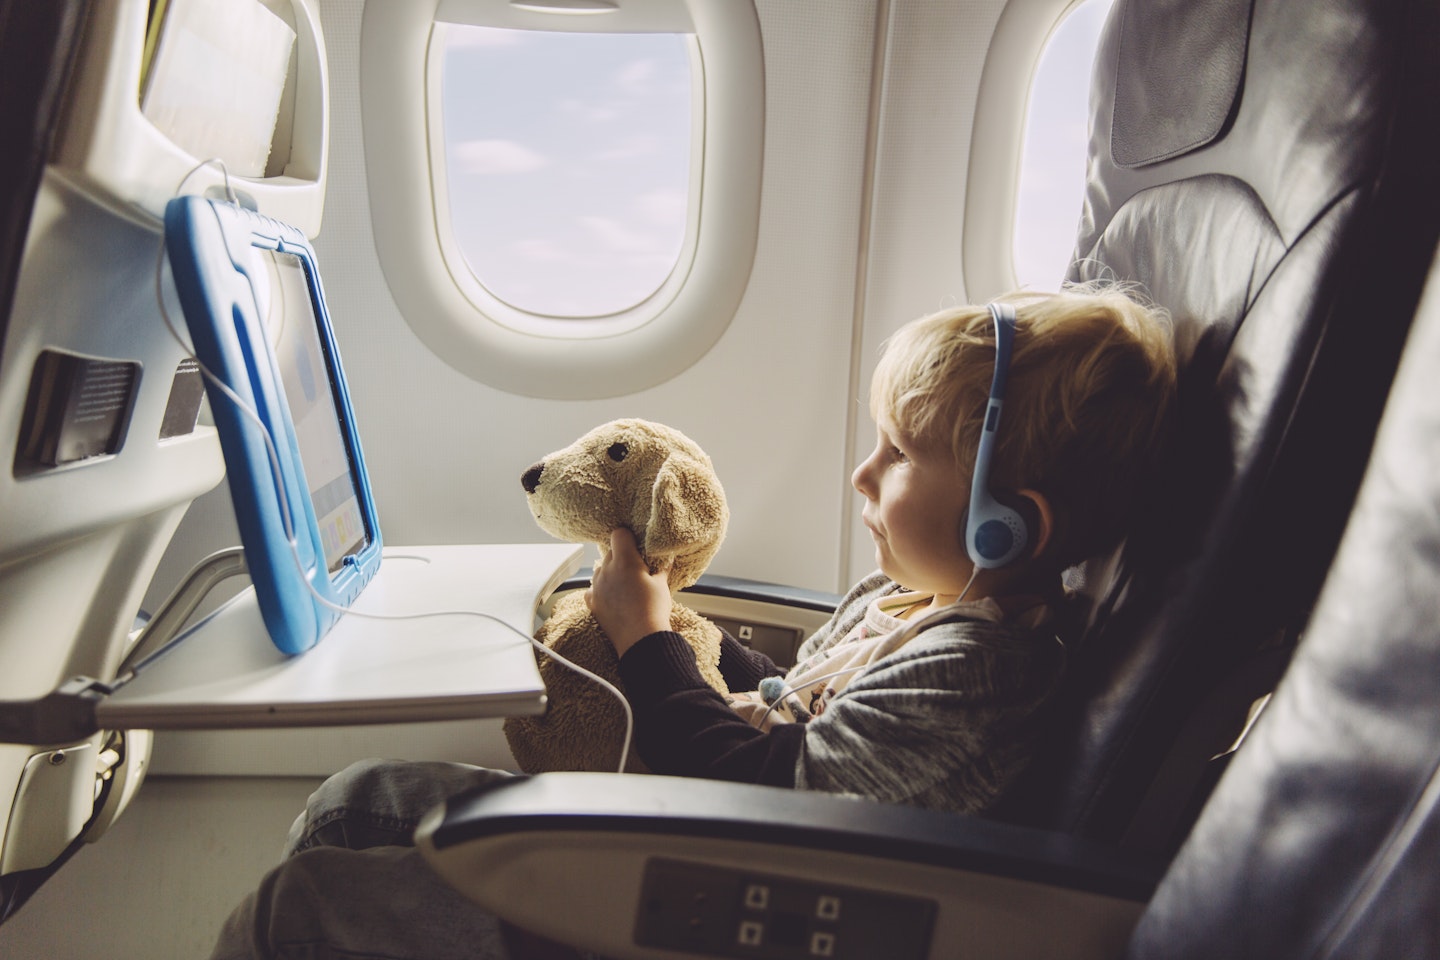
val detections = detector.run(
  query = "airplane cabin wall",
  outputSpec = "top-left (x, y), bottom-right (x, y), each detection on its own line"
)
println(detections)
top-left (117, 0), bottom-right (1032, 797)
top-left (316, 0), bottom-right (876, 596)
top-left (844, 0), bottom-right (1006, 587)
top-left (148, 0), bottom-right (1012, 608)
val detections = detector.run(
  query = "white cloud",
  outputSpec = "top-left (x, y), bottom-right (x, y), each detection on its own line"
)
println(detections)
top-left (513, 239), bottom-right (572, 263)
top-left (624, 252), bottom-right (681, 271)
top-left (595, 135), bottom-right (660, 161)
top-left (454, 139), bottom-right (548, 175)
top-left (579, 216), bottom-right (662, 254)
top-left (446, 26), bottom-right (525, 49)
top-left (636, 187), bottom-right (687, 227)
top-left (615, 59), bottom-right (657, 94)
top-left (558, 97), bottom-right (626, 124)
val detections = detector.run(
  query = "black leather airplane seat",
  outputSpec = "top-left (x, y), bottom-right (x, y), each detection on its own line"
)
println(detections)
top-left (417, 218), bottom-right (1440, 960)
top-left (0, 0), bottom-right (89, 368)
top-left (1126, 235), bottom-right (1440, 960)
top-left (0, 0), bottom-right (94, 922)
top-left (998, 0), bottom-right (1440, 850)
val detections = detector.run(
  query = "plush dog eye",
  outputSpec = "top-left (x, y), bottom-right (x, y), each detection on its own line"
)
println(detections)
top-left (607, 442), bottom-right (629, 462)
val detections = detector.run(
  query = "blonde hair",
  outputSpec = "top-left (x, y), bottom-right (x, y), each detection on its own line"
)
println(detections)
top-left (870, 284), bottom-right (1178, 566)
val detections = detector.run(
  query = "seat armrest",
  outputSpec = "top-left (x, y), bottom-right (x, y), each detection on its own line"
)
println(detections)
top-left (552, 571), bottom-right (842, 613)
top-left (416, 773), bottom-right (1159, 959)
top-left (681, 574), bottom-right (843, 614)
top-left (547, 572), bottom-right (842, 667)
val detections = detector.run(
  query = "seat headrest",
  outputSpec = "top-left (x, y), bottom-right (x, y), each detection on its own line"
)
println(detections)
top-left (1110, 0), bottom-right (1252, 167)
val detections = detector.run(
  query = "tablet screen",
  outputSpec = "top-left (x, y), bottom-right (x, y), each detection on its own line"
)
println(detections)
top-left (270, 250), bottom-right (368, 572)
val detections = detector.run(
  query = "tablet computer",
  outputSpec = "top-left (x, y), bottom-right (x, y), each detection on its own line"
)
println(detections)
top-left (164, 196), bottom-right (382, 654)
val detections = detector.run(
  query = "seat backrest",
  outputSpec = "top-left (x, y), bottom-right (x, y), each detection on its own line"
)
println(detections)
top-left (0, 0), bottom-right (227, 916)
top-left (1126, 240), bottom-right (1440, 960)
top-left (997, 0), bottom-right (1440, 849)
top-left (0, 0), bottom-right (88, 370)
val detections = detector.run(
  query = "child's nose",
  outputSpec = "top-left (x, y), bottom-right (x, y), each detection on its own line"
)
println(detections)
top-left (851, 458), bottom-right (874, 497)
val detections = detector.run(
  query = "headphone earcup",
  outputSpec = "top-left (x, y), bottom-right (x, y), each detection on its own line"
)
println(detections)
top-left (973, 495), bottom-right (1031, 569)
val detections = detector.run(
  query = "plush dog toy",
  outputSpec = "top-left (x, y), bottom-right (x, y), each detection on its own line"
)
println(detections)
top-left (504, 419), bottom-right (730, 773)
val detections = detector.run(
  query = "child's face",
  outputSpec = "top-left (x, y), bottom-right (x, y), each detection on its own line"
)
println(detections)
top-left (852, 414), bottom-right (974, 600)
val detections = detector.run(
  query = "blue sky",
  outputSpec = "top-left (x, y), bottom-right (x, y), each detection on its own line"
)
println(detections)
top-left (1013, 0), bottom-right (1114, 291)
top-left (439, 2), bottom-right (1112, 316)
top-left (441, 26), bottom-right (692, 318)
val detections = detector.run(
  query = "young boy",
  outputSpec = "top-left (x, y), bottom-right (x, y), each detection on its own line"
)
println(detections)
top-left (210, 286), bottom-right (1176, 958)
top-left (587, 285), bottom-right (1175, 813)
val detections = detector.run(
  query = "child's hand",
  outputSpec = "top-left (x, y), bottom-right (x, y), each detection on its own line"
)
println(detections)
top-left (586, 528), bottom-right (674, 657)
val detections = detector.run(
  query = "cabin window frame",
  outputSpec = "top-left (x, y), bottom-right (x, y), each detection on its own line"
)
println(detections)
top-left (963, 0), bottom-right (1113, 299)
top-left (359, 0), bottom-right (763, 400)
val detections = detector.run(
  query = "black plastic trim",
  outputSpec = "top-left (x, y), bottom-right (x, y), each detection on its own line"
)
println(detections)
top-left (555, 570), bottom-right (842, 615)
top-left (0, 0), bottom-right (91, 371)
top-left (429, 773), bottom-right (1160, 903)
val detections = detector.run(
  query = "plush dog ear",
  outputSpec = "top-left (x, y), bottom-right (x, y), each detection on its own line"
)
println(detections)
top-left (645, 453), bottom-right (728, 589)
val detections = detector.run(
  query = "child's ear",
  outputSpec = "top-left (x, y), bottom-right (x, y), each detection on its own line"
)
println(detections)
top-left (1014, 489), bottom-right (1055, 561)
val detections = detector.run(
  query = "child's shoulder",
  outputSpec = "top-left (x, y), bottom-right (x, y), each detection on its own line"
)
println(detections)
top-left (838, 571), bottom-right (905, 610)
top-left (873, 615), bottom-right (1066, 697)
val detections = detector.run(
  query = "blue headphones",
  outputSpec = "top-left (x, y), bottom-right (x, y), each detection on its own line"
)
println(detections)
top-left (965, 303), bottom-right (1031, 569)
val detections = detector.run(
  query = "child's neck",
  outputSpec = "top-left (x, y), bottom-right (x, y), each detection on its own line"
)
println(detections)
top-left (904, 569), bottom-right (1062, 620)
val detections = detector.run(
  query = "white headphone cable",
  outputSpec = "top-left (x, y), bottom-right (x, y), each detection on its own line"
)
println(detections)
top-left (150, 170), bottom-right (635, 773)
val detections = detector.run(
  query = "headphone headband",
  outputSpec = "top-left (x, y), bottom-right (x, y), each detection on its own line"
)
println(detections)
top-left (965, 303), bottom-right (1029, 569)
top-left (986, 303), bottom-right (1016, 401)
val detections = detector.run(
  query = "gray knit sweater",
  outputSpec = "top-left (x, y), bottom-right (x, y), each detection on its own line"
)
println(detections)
top-left (617, 572), bottom-right (1067, 815)
top-left (792, 572), bottom-right (1066, 812)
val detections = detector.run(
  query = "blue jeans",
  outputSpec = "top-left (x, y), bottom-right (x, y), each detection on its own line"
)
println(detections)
top-left (209, 760), bottom-right (589, 960)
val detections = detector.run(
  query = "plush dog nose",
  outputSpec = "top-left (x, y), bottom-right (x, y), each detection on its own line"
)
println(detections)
top-left (521, 461), bottom-right (544, 494)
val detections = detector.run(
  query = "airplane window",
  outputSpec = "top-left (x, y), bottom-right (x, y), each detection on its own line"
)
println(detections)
top-left (437, 26), bottom-right (695, 319)
top-left (362, 2), bottom-right (761, 398)
top-left (1012, 0), bottom-right (1115, 292)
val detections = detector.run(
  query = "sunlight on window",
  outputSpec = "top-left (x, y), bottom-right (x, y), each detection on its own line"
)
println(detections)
top-left (440, 26), bottom-right (694, 318)
top-left (1013, 0), bottom-right (1114, 293)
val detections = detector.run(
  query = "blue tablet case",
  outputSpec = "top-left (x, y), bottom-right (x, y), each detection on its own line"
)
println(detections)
top-left (163, 196), bottom-right (382, 654)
